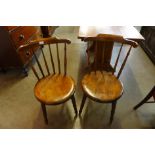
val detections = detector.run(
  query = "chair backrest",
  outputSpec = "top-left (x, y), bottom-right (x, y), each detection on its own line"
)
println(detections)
top-left (84, 34), bottom-right (138, 78)
top-left (18, 37), bottom-right (71, 80)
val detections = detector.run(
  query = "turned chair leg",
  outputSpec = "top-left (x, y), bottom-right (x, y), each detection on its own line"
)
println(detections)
top-left (110, 101), bottom-right (117, 125)
top-left (71, 94), bottom-right (78, 115)
top-left (79, 94), bottom-right (87, 115)
top-left (41, 103), bottom-right (48, 124)
top-left (133, 86), bottom-right (155, 110)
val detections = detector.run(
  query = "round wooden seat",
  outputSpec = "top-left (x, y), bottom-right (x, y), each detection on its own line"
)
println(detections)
top-left (82, 71), bottom-right (123, 102)
top-left (34, 74), bottom-right (75, 104)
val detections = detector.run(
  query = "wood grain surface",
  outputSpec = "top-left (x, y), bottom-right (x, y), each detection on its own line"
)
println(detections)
top-left (34, 74), bottom-right (75, 104)
top-left (78, 26), bottom-right (144, 41)
top-left (82, 71), bottom-right (123, 102)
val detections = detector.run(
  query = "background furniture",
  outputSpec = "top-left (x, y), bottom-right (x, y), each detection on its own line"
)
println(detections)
top-left (18, 37), bottom-right (77, 124)
top-left (40, 26), bottom-right (58, 38)
top-left (140, 26), bottom-right (155, 64)
top-left (78, 26), bottom-right (144, 71)
top-left (79, 35), bottom-right (138, 124)
top-left (133, 86), bottom-right (155, 110)
top-left (0, 26), bottom-right (40, 75)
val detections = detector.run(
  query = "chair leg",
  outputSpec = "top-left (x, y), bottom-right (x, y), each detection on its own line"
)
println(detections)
top-left (110, 101), bottom-right (117, 125)
top-left (71, 95), bottom-right (78, 115)
top-left (79, 94), bottom-right (87, 115)
top-left (133, 86), bottom-right (155, 110)
top-left (41, 103), bottom-right (48, 124)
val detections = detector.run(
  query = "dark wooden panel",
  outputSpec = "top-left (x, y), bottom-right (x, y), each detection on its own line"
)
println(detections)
top-left (0, 27), bottom-right (22, 68)
top-left (40, 26), bottom-right (58, 38)
top-left (140, 26), bottom-right (155, 64)
top-left (10, 26), bottom-right (37, 48)
top-left (0, 26), bottom-right (40, 72)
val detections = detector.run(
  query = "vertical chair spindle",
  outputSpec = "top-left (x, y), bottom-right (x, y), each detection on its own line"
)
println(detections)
top-left (117, 45), bottom-right (132, 78)
top-left (33, 49), bottom-right (45, 78)
top-left (41, 47), bottom-right (50, 75)
top-left (26, 49), bottom-right (40, 80)
top-left (64, 43), bottom-right (67, 76)
top-left (48, 44), bottom-right (55, 74)
top-left (87, 41), bottom-right (91, 66)
top-left (113, 43), bottom-right (123, 74)
top-left (94, 41), bottom-right (98, 72)
top-left (31, 65), bottom-right (40, 80)
top-left (56, 43), bottom-right (61, 74)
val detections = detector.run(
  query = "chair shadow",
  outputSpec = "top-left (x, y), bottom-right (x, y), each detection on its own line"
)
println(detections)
top-left (33, 104), bottom-right (77, 129)
top-left (79, 100), bottom-right (122, 129)
top-left (132, 108), bottom-right (155, 129)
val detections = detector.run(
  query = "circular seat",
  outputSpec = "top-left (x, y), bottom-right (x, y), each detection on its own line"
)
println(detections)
top-left (34, 74), bottom-right (75, 104)
top-left (82, 71), bottom-right (123, 102)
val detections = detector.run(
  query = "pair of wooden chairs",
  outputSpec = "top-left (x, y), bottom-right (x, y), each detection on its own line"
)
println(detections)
top-left (18, 36), bottom-right (138, 125)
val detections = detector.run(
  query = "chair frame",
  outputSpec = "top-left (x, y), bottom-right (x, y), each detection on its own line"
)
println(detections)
top-left (133, 86), bottom-right (155, 110)
top-left (79, 34), bottom-right (138, 124)
top-left (18, 37), bottom-right (78, 124)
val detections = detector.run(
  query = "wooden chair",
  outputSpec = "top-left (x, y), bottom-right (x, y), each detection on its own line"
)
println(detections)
top-left (79, 34), bottom-right (138, 124)
top-left (133, 86), bottom-right (155, 110)
top-left (18, 37), bottom-right (78, 124)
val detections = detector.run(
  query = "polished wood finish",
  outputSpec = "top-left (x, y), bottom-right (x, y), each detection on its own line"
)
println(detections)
top-left (84, 35), bottom-right (138, 73)
top-left (18, 37), bottom-right (77, 124)
top-left (10, 26), bottom-right (37, 48)
top-left (133, 86), bottom-right (155, 110)
top-left (34, 74), bottom-right (75, 104)
top-left (0, 26), bottom-right (40, 74)
top-left (78, 26), bottom-right (144, 41)
top-left (78, 26), bottom-right (144, 71)
top-left (82, 71), bottom-right (123, 102)
top-left (79, 34), bottom-right (138, 124)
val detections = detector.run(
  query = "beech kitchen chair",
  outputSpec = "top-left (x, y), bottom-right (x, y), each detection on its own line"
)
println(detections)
top-left (18, 37), bottom-right (78, 124)
top-left (79, 34), bottom-right (138, 124)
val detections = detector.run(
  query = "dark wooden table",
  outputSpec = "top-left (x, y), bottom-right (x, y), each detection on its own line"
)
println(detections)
top-left (78, 26), bottom-right (144, 70)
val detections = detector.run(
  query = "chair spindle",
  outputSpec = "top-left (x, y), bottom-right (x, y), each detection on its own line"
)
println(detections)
top-left (41, 47), bottom-right (50, 75)
top-left (31, 65), bottom-right (40, 80)
top-left (117, 45), bottom-right (132, 78)
top-left (56, 43), bottom-right (61, 74)
top-left (87, 41), bottom-right (91, 66)
top-left (25, 49), bottom-right (40, 80)
top-left (94, 41), bottom-right (98, 72)
top-left (113, 43), bottom-right (123, 74)
top-left (64, 43), bottom-right (67, 76)
top-left (48, 44), bottom-right (55, 74)
top-left (33, 49), bottom-right (45, 77)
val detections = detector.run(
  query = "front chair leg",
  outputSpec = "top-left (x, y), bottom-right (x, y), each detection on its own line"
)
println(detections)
top-left (41, 103), bottom-right (48, 124)
top-left (79, 94), bottom-right (87, 115)
top-left (71, 94), bottom-right (78, 116)
top-left (110, 101), bottom-right (117, 125)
